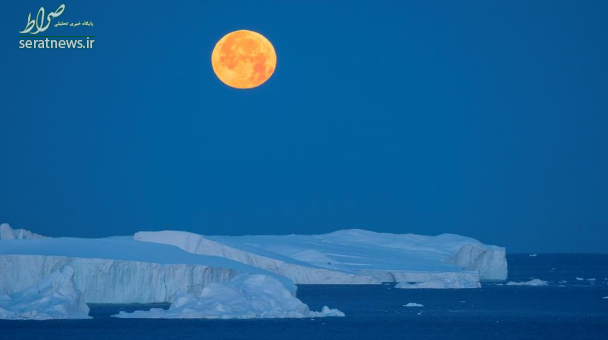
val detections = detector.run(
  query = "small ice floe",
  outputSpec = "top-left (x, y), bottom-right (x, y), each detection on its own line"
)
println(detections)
top-left (587, 278), bottom-right (596, 282)
top-left (404, 303), bottom-right (424, 307)
top-left (576, 277), bottom-right (585, 281)
top-left (602, 296), bottom-right (608, 299)
top-left (559, 280), bottom-right (568, 284)
top-left (395, 278), bottom-right (480, 289)
top-left (506, 279), bottom-right (548, 286)
top-left (529, 254), bottom-right (537, 257)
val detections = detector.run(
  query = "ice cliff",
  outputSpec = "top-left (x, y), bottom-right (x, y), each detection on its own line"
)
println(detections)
top-left (0, 237), bottom-right (294, 303)
top-left (114, 274), bottom-right (344, 319)
top-left (0, 266), bottom-right (90, 320)
top-left (451, 243), bottom-right (507, 281)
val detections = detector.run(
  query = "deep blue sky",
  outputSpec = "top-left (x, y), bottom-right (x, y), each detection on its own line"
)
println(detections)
top-left (2, 1), bottom-right (607, 252)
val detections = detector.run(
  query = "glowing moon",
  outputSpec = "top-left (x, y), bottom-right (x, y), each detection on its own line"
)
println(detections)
top-left (211, 30), bottom-right (277, 89)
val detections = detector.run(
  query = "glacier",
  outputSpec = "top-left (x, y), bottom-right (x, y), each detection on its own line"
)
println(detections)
top-left (135, 229), bottom-right (507, 285)
top-left (0, 266), bottom-right (90, 320)
top-left (114, 274), bottom-right (344, 319)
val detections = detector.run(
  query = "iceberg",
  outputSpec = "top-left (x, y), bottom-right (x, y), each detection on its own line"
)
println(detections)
top-left (0, 266), bottom-right (90, 320)
top-left (403, 303), bottom-right (423, 307)
top-left (505, 279), bottom-right (548, 286)
top-left (0, 224), bottom-right (45, 240)
top-left (114, 274), bottom-right (344, 319)
top-left (135, 229), bottom-right (508, 284)
top-left (0, 237), bottom-right (295, 303)
top-left (1, 223), bottom-right (508, 311)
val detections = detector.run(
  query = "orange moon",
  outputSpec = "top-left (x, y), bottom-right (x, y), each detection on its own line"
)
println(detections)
top-left (211, 30), bottom-right (277, 89)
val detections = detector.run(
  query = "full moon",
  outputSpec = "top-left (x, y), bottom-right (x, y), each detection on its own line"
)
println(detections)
top-left (211, 30), bottom-right (277, 89)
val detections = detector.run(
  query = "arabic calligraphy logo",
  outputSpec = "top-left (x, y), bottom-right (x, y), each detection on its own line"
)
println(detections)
top-left (20, 4), bottom-right (65, 35)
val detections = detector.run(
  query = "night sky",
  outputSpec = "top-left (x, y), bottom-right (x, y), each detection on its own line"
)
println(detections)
top-left (2, 1), bottom-right (607, 252)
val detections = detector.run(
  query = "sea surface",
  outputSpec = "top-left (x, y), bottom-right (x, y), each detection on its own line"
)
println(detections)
top-left (1, 254), bottom-right (607, 340)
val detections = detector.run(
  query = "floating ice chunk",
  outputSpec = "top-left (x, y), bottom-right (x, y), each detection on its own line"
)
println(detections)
top-left (587, 278), bottom-right (596, 282)
top-left (404, 303), bottom-right (423, 307)
top-left (603, 296), bottom-right (608, 299)
top-left (529, 254), bottom-right (537, 257)
top-left (0, 266), bottom-right (90, 320)
top-left (506, 279), bottom-right (548, 286)
top-left (395, 277), bottom-right (480, 289)
top-left (0, 223), bottom-right (45, 240)
top-left (113, 274), bottom-right (344, 319)
top-left (576, 277), bottom-right (584, 281)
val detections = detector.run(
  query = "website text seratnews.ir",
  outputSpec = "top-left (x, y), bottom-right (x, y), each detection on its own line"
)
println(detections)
top-left (19, 37), bottom-right (95, 49)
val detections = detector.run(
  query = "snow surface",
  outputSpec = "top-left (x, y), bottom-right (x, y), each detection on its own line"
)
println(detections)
top-left (0, 237), bottom-right (295, 303)
top-left (0, 266), bottom-right (90, 320)
top-left (134, 231), bottom-right (377, 284)
top-left (395, 278), bottom-right (480, 289)
top-left (506, 279), bottom-right (548, 286)
top-left (0, 224), bottom-right (45, 240)
top-left (403, 303), bottom-right (423, 307)
top-left (114, 274), bottom-right (344, 319)
top-left (136, 229), bottom-right (507, 284)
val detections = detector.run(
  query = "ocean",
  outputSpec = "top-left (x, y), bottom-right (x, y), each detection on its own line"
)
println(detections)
top-left (1, 254), bottom-right (607, 340)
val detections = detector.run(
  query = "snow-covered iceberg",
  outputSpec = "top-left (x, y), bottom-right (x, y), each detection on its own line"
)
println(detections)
top-left (114, 274), bottom-right (344, 319)
top-left (0, 223), bottom-right (45, 240)
top-left (1, 223), bottom-right (508, 309)
top-left (0, 237), bottom-right (294, 303)
top-left (0, 266), bottom-right (90, 320)
top-left (136, 229), bottom-right (507, 285)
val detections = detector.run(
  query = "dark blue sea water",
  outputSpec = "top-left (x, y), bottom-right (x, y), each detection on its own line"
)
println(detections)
top-left (1, 254), bottom-right (607, 340)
